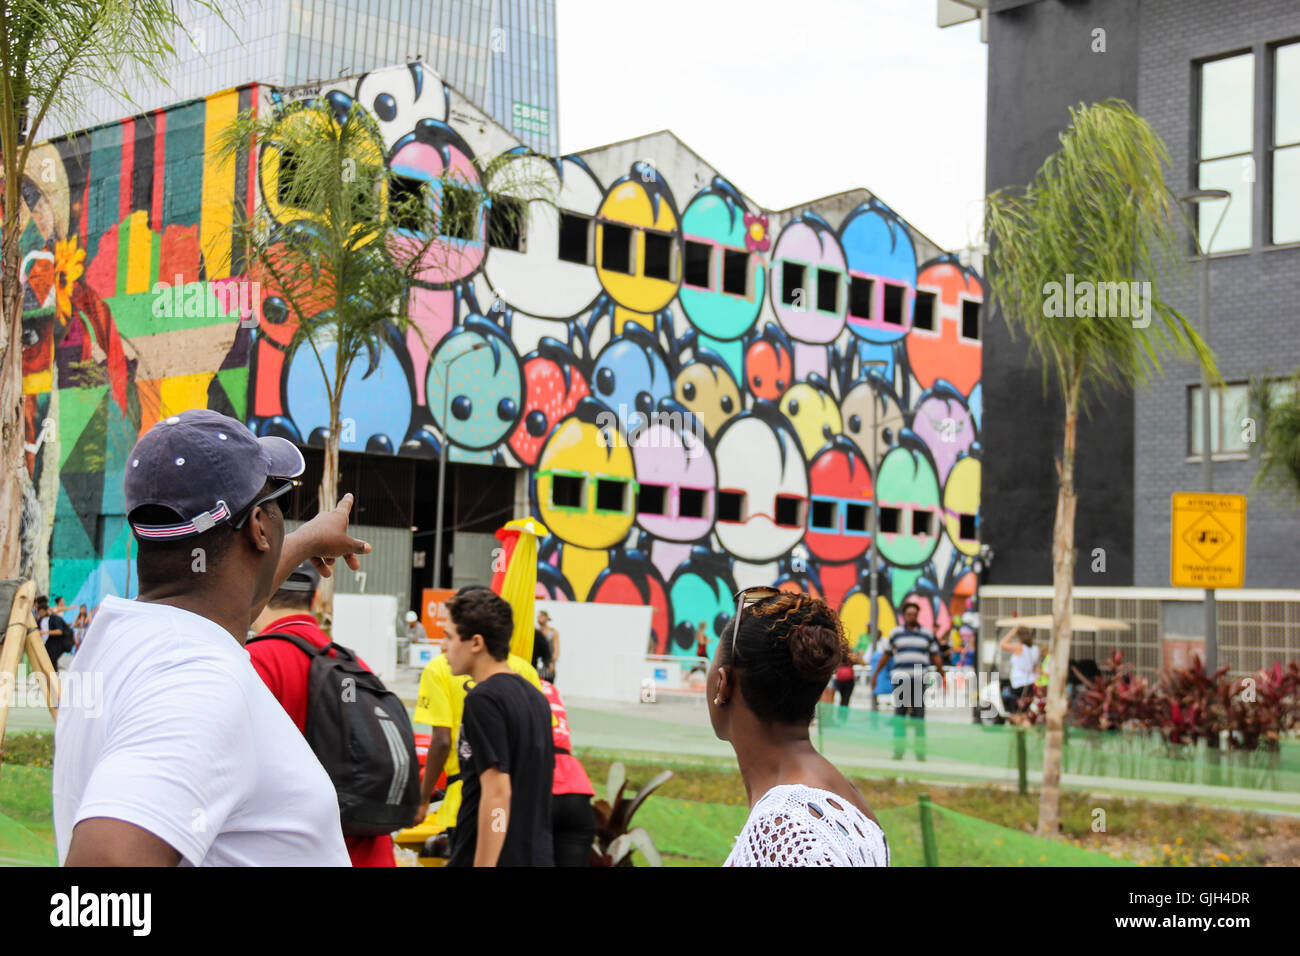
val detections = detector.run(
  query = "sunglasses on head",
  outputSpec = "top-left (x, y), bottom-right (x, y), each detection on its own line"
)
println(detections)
top-left (728, 585), bottom-right (782, 665)
top-left (231, 478), bottom-right (298, 530)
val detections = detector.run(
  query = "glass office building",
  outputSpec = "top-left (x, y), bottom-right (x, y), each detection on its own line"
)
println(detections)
top-left (46, 0), bottom-right (558, 154)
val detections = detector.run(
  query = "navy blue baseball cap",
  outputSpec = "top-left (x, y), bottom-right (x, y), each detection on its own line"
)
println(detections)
top-left (125, 409), bottom-right (305, 540)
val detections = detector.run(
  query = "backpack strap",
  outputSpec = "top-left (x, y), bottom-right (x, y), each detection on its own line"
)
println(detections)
top-left (246, 631), bottom-right (361, 663)
top-left (245, 631), bottom-right (328, 657)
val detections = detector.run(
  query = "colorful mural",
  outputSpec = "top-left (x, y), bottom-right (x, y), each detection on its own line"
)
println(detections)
top-left (19, 63), bottom-right (984, 657)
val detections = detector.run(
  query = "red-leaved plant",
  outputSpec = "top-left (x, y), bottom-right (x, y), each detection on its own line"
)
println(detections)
top-left (1070, 650), bottom-right (1161, 732)
top-left (1226, 661), bottom-right (1300, 751)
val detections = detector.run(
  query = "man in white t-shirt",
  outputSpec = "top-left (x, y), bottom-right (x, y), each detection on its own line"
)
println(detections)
top-left (53, 409), bottom-right (372, 866)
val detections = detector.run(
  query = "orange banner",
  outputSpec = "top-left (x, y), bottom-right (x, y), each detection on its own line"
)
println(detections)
top-left (421, 588), bottom-right (456, 643)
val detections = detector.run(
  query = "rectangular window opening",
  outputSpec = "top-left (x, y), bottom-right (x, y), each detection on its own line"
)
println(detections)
top-left (816, 268), bottom-right (839, 313)
top-left (961, 299), bottom-right (981, 340)
top-left (595, 478), bottom-right (630, 513)
top-left (679, 487), bottom-right (707, 519)
top-left (722, 249), bottom-right (748, 296)
top-left (913, 290), bottom-right (937, 331)
top-left (781, 262), bottom-right (806, 306)
top-left (774, 495), bottom-right (803, 528)
top-left (845, 503), bottom-right (870, 533)
top-left (882, 283), bottom-right (906, 326)
top-left (488, 196), bottom-right (525, 251)
top-left (601, 222), bottom-right (634, 274)
top-left (879, 506), bottom-right (901, 535)
top-left (389, 174), bottom-right (428, 232)
top-left (550, 474), bottom-right (584, 510)
top-left (810, 499), bottom-right (837, 530)
top-left (684, 240), bottom-right (712, 289)
top-left (558, 212), bottom-right (591, 264)
top-left (717, 490), bottom-right (745, 523)
top-left (848, 276), bottom-right (874, 320)
top-left (439, 184), bottom-right (479, 241)
top-left (643, 230), bottom-right (674, 281)
top-left (911, 510), bottom-right (933, 536)
top-left (958, 513), bottom-right (978, 541)
top-left (637, 483), bottom-right (667, 516)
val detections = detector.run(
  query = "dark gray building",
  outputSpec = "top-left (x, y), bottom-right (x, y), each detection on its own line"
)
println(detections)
top-left (948, 0), bottom-right (1300, 675)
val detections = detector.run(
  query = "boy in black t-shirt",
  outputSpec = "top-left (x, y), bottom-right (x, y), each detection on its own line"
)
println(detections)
top-left (443, 588), bottom-right (554, 867)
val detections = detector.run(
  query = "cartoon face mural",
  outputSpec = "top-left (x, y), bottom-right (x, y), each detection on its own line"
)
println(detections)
top-left (589, 325), bottom-right (673, 438)
top-left (674, 356), bottom-right (741, 439)
top-left (427, 317), bottom-right (522, 451)
top-left (907, 256), bottom-right (983, 396)
top-left (508, 339), bottom-right (590, 466)
top-left (285, 328), bottom-right (414, 452)
top-left (631, 411), bottom-right (716, 543)
top-left (744, 325), bottom-right (794, 403)
top-left (874, 435), bottom-right (942, 569)
top-left (594, 162), bottom-right (680, 314)
top-left (23, 62), bottom-right (983, 663)
top-left (534, 400), bottom-right (637, 550)
top-left (943, 453), bottom-right (981, 557)
top-left (712, 410), bottom-right (809, 562)
top-left (840, 375), bottom-right (905, 464)
top-left (805, 438), bottom-right (874, 564)
top-left (679, 178), bottom-right (764, 342)
top-left (770, 214), bottom-right (848, 345)
top-left (839, 201), bottom-right (917, 345)
top-left (666, 549), bottom-right (735, 659)
top-left (909, 382), bottom-right (976, 483)
top-left (483, 153), bottom-right (603, 320)
top-left (779, 377), bottom-right (842, 460)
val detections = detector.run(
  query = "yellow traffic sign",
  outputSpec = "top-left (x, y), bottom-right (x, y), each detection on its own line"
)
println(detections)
top-left (1170, 493), bottom-right (1246, 588)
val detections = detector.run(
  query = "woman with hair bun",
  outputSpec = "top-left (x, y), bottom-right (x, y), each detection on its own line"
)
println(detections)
top-left (708, 588), bottom-right (889, 866)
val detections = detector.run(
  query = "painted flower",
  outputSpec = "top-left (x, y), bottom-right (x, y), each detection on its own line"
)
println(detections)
top-left (53, 236), bottom-right (85, 323)
top-left (743, 212), bottom-right (770, 253)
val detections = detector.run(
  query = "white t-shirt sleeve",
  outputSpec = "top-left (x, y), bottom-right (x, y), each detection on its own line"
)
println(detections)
top-left (72, 658), bottom-right (254, 866)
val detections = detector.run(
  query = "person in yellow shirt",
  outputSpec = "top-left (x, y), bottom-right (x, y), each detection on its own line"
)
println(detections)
top-left (413, 638), bottom-right (540, 831)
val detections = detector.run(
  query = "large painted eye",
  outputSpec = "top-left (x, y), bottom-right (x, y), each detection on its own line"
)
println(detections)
top-left (822, 423), bottom-right (833, 440)
top-left (525, 410), bottom-right (548, 437)
top-left (596, 367), bottom-right (615, 395)
top-left (373, 93), bottom-right (397, 122)
top-left (262, 296), bottom-right (290, 324)
top-left (497, 398), bottom-right (517, 421)
top-left (752, 375), bottom-right (762, 388)
top-left (713, 612), bottom-right (731, 637)
top-left (682, 382), bottom-right (696, 401)
top-left (451, 396), bottom-right (472, 420)
top-left (787, 399), bottom-right (800, 416)
top-left (671, 621), bottom-right (696, 651)
top-left (776, 378), bottom-right (786, 391)
top-left (720, 394), bottom-right (734, 413)
top-left (848, 414), bottom-right (861, 433)
top-left (636, 391), bottom-right (654, 417)
top-left (881, 427), bottom-right (894, 446)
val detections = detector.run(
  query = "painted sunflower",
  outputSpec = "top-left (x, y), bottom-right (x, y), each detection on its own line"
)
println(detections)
top-left (54, 236), bottom-right (85, 322)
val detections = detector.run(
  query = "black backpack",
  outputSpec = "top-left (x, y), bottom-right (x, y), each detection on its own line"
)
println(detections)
top-left (246, 632), bottom-right (420, 836)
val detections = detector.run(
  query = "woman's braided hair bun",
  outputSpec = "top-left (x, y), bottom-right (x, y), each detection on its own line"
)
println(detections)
top-left (754, 592), bottom-right (849, 684)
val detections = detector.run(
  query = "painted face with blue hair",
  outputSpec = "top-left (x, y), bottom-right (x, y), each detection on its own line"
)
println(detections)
top-left (839, 202), bottom-right (918, 345)
top-left (590, 328), bottom-right (673, 438)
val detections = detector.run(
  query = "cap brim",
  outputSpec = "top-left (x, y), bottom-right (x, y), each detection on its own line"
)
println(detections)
top-left (260, 436), bottom-right (306, 479)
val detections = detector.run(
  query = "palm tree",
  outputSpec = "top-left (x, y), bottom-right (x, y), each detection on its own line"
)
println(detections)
top-left (215, 97), bottom-right (551, 616)
top-left (984, 99), bottom-right (1217, 837)
top-left (0, 0), bottom-right (221, 579)
top-left (1248, 370), bottom-right (1300, 501)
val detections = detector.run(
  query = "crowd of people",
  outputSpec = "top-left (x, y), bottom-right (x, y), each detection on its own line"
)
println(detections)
top-left (45, 409), bottom-right (892, 867)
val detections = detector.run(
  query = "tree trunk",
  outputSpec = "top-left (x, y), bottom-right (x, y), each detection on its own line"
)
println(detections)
top-left (1037, 371), bottom-right (1081, 837)
top-left (316, 394), bottom-right (341, 626)
top-left (1, 192), bottom-right (31, 579)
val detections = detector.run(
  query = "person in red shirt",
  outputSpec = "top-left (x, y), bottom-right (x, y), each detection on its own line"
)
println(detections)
top-left (541, 678), bottom-right (595, 866)
top-left (248, 561), bottom-right (395, 867)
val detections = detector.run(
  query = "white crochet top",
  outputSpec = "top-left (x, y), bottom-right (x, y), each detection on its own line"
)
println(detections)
top-left (723, 784), bottom-right (890, 867)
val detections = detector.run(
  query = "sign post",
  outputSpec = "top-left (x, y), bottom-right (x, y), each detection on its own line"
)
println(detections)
top-left (1170, 493), bottom-right (1247, 671)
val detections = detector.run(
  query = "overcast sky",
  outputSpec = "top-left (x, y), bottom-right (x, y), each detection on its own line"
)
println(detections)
top-left (555, 0), bottom-right (987, 253)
